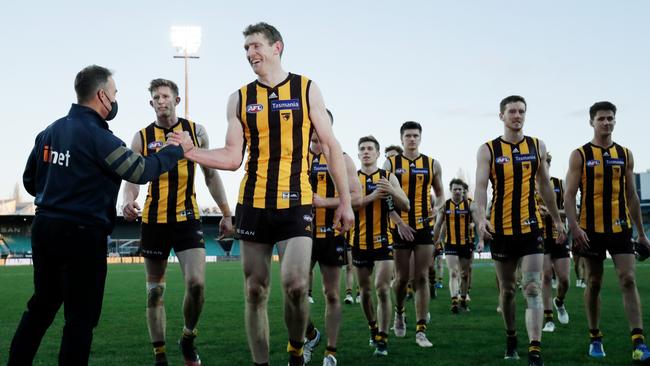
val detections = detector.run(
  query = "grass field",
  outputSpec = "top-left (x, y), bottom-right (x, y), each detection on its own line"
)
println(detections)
top-left (1, 259), bottom-right (649, 365)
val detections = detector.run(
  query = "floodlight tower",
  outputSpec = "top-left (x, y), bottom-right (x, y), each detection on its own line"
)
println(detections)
top-left (170, 26), bottom-right (201, 119)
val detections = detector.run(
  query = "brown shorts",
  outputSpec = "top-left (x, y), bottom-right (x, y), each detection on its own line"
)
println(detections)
top-left (351, 244), bottom-right (393, 269)
top-left (573, 230), bottom-right (634, 260)
top-left (490, 230), bottom-right (544, 261)
top-left (312, 235), bottom-right (347, 267)
top-left (544, 238), bottom-right (570, 259)
top-left (391, 228), bottom-right (434, 250)
top-left (445, 243), bottom-right (473, 259)
top-left (235, 204), bottom-right (313, 244)
top-left (140, 220), bottom-right (204, 259)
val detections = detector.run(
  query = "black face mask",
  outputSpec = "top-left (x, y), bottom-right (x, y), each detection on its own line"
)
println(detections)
top-left (100, 90), bottom-right (118, 121)
top-left (105, 99), bottom-right (118, 121)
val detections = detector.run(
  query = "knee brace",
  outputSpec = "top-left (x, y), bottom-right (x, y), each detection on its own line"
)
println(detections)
top-left (522, 272), bottom-right (542, 309)
top-left (146, 282), bottom-right (166, 308)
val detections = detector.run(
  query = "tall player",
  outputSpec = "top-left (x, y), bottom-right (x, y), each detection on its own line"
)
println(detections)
top-left (475, 95), bottom-right (566, 366)
top-left (384, 121), bottom-right (445, 348)
top-left (564, 101), bottom-right (650, 362)
top-left (175, 23), bottom-right (354, 366)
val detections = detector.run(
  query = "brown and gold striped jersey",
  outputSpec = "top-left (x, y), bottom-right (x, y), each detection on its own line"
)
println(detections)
top-left (539, 177), bottom-right (564, 240)
top-left (237, 73), bottom-right (313, 209)
top-left (444, 199), bottom-right (472, 245)
top-left (486, 136), bottom-right (543, 235)
top-left (309, 152), bottom-right (341, 238)
top-left (351, 169), bottom-right (393, 250)
top-left (577, 142), bottom-right (631, 233)
top-left (387, 153), bottom-right (435, 230)
top-left (141, 118), bottom-right (200, 224)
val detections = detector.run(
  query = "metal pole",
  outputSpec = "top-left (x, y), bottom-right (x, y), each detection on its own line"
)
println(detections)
top-left (184, 48), bottom-right (189, 119)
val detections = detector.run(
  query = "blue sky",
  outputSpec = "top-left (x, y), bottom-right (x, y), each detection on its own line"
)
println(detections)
top-left (1, 1), bottom-right (648, 208)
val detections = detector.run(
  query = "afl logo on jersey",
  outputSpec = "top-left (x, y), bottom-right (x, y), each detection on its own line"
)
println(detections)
top-left (586, 159), bottom-right (601, 167)
top-left (495, 156), bottom-right (510, 164)
top-left (246, 104), bottom-right (264, 113)
top-left (147, 141), bottom-right (164, 150)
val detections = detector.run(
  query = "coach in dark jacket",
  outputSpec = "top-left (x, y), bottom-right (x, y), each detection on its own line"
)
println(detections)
top-left (8, 65), bottom-right (194, 365)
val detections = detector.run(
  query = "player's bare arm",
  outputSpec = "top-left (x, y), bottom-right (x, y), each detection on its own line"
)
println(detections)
top-left (431, 159), bottom-right (445, 213)
top-left (309, 82), bottom-right (354, 232)
top-left (195, 123), bottom-right (234, 237)
top-left (387, 173), bottom-right (409, 211)
top-left (469, 201), bottom-right (485, 252)
top-left (182, 92), bottom-right (245, 171)
top-left (564, 149), bottom-right (589, 249)
top-left (474, 144), bottom-right (494, 240)
top-left (624, 150), bottom-right (650, 249)
top-left (432, 205), bottom-right (445, 243)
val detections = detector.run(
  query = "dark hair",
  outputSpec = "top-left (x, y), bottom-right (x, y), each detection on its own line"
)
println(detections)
top-left (149, 78), bottom-right (179, 97)
top-left (326, 109), bottom-right (334, 124)
top-left (400, 121), bottom-right (422, 136)
top-left (358, 135), bottom-right (380, 151)
top-left (589, 101), bottom-right (617, 120)
top-left (449, 178), bottom-right (465, 190)
top-left (384, 145), bottom-right (403, 155)
top-left (462, 182), bottom-right (469, 190)
top-left (243, 22), bottom-right (284, 56)
top-left (74, 65), bottom-right (112, 103)
top-left (499, 95), bottom-right (527, 113)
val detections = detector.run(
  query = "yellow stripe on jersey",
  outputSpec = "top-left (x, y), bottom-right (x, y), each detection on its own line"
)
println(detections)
top-left (539, 177), bottom-right (564, 240)
top-left (445, 199), bottom-right (471, 245)
top-left (387, 153), bottom-right (434, 230)
top-left (578, 142), bottom-right (631, 233)
top-left (141, 118), bottom-right (200, 224)
top-left (310, 152), bottom-right (340, 238)
top-left (486, 136), bottom-right (543, 235)
top-left (237, 73), bottom-right (313, 209)
top-left (351, 169), bottom-right (393, 250)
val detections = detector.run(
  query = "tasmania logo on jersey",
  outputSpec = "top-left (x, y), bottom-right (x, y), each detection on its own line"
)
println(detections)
top-left (271, 99), bottom-right (300, 111)
top-left (246, 104), bottom-right (264, 113)
top-left (605, 158), bottom-right (625, 166)
top-left (514, 154), bottom-right (536, 163)
top-left (147, 141), bottom-right (164, 150)
top-left (495, 156), bottom-right (510, 164)
top-left (586, 159), bottom-right (601, 167)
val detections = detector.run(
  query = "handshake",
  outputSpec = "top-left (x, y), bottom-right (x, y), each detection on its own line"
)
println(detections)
top-left (166, 131), bottom-right (195, 153)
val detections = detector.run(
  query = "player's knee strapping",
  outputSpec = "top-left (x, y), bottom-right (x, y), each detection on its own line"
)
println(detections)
top-left (147, 282), bottom-right (166, 307)
top-left (522, 272), bottom-right (542, 309)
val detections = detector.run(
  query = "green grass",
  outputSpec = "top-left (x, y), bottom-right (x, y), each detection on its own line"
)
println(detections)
top-left (1, 260), bottom-right (649, 365)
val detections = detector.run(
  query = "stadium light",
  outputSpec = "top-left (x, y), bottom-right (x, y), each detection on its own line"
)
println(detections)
top-left (171, 26), bottom-right (201, 119)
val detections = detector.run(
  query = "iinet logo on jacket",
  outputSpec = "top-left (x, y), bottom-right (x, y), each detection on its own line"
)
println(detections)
top-left (43, 145), bottom-right (71, 167)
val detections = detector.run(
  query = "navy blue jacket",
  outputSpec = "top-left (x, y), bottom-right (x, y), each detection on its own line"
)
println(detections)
top-left (23, 104), bottom-right (184, 231)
